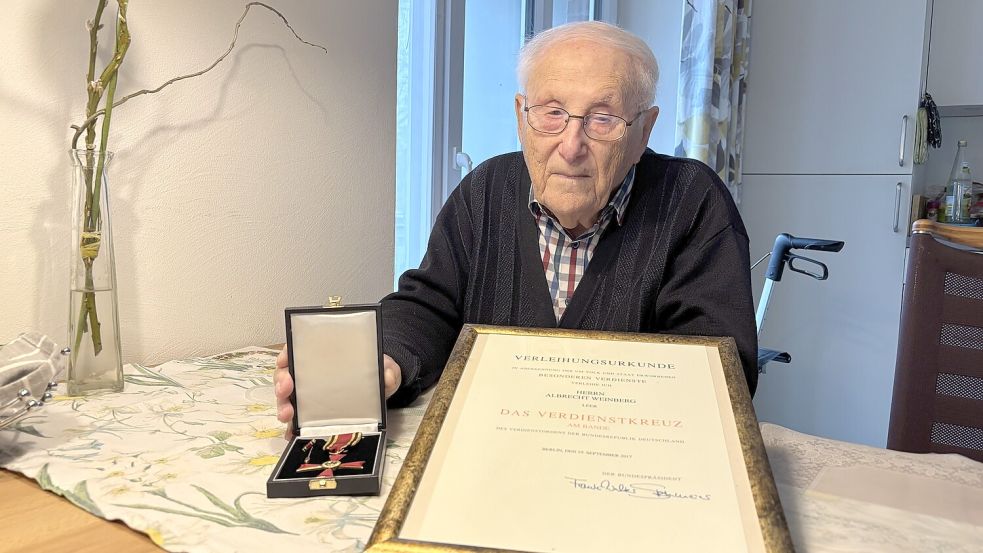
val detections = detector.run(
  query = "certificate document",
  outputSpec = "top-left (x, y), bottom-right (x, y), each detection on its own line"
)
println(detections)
top-left (390, 327), bottom-right (778, 552)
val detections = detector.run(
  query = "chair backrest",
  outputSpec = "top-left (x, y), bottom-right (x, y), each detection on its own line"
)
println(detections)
top-left (887, 220), bottom-right (983, 462)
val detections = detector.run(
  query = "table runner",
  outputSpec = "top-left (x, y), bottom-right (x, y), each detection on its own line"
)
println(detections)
top-left (762, 423), bottom-right (983, 552)
top-left (0, 347), bottom-right (428, 552)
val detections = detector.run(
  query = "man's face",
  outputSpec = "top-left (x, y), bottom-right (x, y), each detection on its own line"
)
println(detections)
top-left (515, 40), bottom-right (659, 233)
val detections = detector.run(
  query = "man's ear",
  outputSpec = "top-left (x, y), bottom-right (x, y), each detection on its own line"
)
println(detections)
top-left (629, 106), bottom-right (659, 161)
top-left (640, 106), bottom-right (659, 145)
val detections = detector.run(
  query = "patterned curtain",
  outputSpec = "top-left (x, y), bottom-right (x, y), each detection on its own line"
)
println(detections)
top-left (675, 0), bottom-right (752, 202)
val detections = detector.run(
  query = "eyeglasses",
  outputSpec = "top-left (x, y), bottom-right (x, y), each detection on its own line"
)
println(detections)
top-left (523, 104), bottom-right (643, 141)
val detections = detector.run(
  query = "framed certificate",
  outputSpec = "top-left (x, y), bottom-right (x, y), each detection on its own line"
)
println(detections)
top-left (368, 325), bottom-right (793, 552)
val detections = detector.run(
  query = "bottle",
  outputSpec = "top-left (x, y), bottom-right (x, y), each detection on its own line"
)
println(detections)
top-left (945, 140), bottom-right (973, 224)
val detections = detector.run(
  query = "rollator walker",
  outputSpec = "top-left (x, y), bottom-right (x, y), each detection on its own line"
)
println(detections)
top-left (753, 233), bottom-right (845, 373)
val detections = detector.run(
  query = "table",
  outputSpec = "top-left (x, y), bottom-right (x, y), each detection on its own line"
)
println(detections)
top-left (0, 470), bottom-right (161, 553)
top-left (1, 347), bottom-right (981, 552)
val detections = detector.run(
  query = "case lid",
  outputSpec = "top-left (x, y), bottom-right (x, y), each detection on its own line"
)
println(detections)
top-left (286, 304), bottom-right (386, 435)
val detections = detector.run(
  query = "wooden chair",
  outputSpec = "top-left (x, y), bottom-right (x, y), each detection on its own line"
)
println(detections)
top-left (887, 220), bottom-right (983, 462)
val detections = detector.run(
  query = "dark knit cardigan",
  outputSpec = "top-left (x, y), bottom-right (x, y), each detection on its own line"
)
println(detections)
top-left (382, 150), bottom-right (758, 407)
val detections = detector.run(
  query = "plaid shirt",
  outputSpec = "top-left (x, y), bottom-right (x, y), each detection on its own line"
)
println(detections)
top-left (529, 166), bottom-right (636, 321)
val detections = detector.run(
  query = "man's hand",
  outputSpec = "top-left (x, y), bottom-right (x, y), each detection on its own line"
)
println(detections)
top-left (275, 345), bottom-right (402, 436)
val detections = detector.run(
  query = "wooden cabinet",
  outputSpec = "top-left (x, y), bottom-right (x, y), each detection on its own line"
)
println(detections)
top-left (742, 0), bottom-right (930, 175)
top-left (926, 0), bottom-right (983, 108)
top-left (742, 175), bottom-right (910, 447)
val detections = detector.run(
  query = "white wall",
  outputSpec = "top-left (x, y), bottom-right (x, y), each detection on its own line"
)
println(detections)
top-left (0, 1), bottom-right (396, 364)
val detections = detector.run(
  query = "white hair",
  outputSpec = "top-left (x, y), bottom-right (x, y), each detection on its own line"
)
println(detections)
top-left (517, 21), bottom-right (660, 109)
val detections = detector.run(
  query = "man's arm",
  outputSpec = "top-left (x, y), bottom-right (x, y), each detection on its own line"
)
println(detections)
top-left (655, 225), bottom-right (758, 394)
top-left (382, 183), bottom-right (474, 407)
top-left (652, 165), bottom-right (758, 395)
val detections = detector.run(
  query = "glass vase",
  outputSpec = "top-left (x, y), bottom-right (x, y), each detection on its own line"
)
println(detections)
top-left (67, 149), bottom-right (123, 395)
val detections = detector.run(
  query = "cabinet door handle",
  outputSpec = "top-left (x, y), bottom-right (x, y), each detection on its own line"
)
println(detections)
top-left (894, 182), bottom-right (903, 233)
top-left (898, 114), bottom-right (908, 167)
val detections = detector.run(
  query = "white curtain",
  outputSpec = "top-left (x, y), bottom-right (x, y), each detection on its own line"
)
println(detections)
top-left (675, 0), bottom-right (752, 202)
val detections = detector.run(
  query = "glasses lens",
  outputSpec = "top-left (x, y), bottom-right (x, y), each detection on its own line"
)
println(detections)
top-left (584, 113), bottom-right (627, 141)
top-left (527, 106), bottom-right (568, 134)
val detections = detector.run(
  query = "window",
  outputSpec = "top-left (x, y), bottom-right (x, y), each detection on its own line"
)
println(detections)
top-left (459, 0), bottom-right (524, 179)
top-left (394, 0), bottom-right (437, 282)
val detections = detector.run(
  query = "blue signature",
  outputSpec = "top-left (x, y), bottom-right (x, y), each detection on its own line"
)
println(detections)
top-left (564, 477), bottom-right (711, 501)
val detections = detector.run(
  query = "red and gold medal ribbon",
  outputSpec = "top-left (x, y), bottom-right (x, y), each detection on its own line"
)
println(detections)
top-left (323, 432), bottom-right (362, 453)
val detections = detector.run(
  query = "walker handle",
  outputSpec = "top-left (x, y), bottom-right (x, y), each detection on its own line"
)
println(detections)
top-left (765, 234), bottom-right (844, 282)
top-left (789, 237), bottom-right (845, 252)
top-left (788, 254), bottom-right (829, 280)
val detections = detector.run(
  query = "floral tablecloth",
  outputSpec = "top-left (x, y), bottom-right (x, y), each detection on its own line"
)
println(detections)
top-left (1, 347), bottom-right (982, 552)
top-left (0, 347), bottom-right (427, 553)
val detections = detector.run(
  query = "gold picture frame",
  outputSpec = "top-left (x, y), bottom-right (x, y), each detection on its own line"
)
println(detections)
top-left (368, 325), bottom-right (793, 552)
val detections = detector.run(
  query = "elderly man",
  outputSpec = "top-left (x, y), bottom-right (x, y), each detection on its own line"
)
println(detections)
top-left (275, 21), bottom-right (756, 422)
